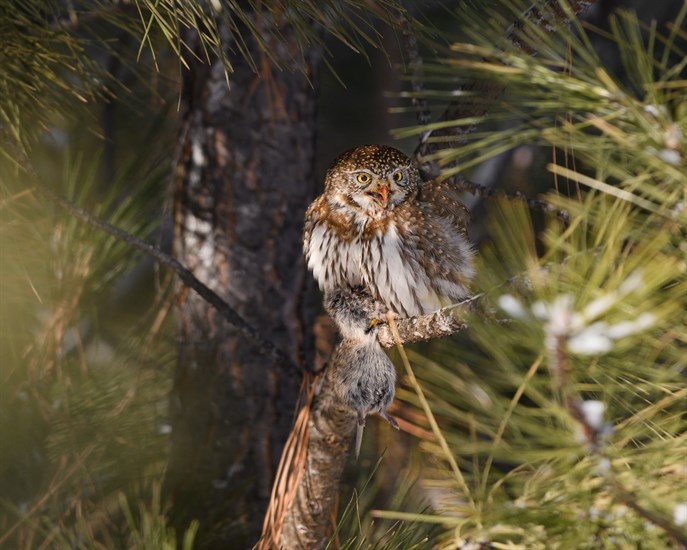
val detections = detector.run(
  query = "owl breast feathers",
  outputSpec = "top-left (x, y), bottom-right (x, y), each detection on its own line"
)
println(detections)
top-left (303, 145), bottom-right (474, 318)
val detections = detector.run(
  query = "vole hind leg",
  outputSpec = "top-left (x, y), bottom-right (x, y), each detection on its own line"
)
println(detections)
top-left (379, 411), bottom-right (399, 430)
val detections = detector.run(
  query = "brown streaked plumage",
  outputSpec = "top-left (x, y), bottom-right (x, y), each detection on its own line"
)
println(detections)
top-left (303, 145), bottom-right (474, 317)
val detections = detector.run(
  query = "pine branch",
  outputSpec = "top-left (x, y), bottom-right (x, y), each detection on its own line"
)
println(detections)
top-left (415, 0), bottom-right (599, 173)
top-left (611, 482), bottom-right (687, 548)
top-left (548, 322), bottom-right (687, 548)
top-left (35, 183), bottom-right (303, 378)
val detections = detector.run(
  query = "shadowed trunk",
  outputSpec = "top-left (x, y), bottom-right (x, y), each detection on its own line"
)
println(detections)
top-left (164, 17), bottom-right (319, 548)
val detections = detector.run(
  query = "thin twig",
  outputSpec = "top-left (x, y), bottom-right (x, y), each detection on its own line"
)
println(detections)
top-left (36, 183), bottom-right (303, 377)
top-left (450, 174), bottom-right (571, 224)
top-left (397, 3), bottom-right (431, 128)
top-left (610, 481), bottom-right (687, 548)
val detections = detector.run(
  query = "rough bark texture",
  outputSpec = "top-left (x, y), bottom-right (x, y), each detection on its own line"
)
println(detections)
top-left (165, 20), bottom-right (319, 548)
top-left (376, 307), bottom-right (470, 349)
top-left (279, 384), bottom-right (356, 549)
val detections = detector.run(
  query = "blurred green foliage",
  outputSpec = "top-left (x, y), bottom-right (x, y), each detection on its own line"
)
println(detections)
top-left (374, 2), bottom-right (687, 548)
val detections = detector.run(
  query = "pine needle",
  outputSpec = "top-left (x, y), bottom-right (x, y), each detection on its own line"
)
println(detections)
top-left (386, 313), bottom-right (476, 515)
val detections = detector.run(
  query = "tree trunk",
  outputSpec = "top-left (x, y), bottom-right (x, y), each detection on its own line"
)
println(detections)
top-left (164, 19), bottom-right (319, 548)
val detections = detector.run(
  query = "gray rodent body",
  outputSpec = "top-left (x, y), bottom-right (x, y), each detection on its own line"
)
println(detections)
top-left (324, 287), bottom-right (399, 456)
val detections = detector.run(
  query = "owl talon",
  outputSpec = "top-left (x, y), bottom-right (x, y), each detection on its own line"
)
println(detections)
top-left (365, 317), bottom-right (384, 334)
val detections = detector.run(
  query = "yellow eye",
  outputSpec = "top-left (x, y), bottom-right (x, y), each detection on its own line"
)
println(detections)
top-left (356, 173), bottom-right (371, 184)
top-left (392, 171), bottom-right (404, 182)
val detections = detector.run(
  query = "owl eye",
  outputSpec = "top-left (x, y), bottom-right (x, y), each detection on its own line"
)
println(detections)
top-left (356, 173), bottom-right (372, 185)
top-left (391, 170), bottom-right (409, 187)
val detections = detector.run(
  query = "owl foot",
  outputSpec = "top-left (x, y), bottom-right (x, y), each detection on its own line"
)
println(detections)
top-left (365, 317), bottom-right (386, 334)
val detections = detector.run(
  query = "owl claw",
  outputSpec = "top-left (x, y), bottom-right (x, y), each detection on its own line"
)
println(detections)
top-left (365, 317), bottom-right (385, 334)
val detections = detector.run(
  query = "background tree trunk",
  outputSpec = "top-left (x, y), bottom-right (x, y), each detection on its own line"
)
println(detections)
top-left (164, 19), bottom-right (319, 548)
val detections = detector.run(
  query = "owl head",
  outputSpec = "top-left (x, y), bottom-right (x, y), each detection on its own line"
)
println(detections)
top-left (324, 145), bottom-right (420, 213)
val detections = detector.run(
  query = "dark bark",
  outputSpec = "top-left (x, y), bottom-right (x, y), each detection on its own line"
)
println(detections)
top-left (164, 18), bottom-right (319, 548)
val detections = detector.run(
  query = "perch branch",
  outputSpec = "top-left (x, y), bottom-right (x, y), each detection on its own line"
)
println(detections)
top-left (376, 299), bottom-right (474, 348)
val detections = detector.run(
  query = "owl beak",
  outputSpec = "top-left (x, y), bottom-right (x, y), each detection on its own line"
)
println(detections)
top-left (368, 184), bottom-right (389, 208)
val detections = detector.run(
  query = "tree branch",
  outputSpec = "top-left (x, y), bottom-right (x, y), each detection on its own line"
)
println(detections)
top-left (506, 0), bottom-right (597, 54)
top-left (375, 296), bottom-right (484, 348)
top-left (35, 183), bottom-right (303, 378)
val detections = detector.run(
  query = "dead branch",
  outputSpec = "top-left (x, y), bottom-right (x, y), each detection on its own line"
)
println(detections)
top-left (279, 382), bottom-right (356, 549)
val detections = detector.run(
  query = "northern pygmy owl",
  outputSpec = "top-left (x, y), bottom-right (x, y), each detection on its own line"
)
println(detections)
top-left (304, 145), bottom-right (474, 317)
top-left (324, 287), bottom-right (399, 457)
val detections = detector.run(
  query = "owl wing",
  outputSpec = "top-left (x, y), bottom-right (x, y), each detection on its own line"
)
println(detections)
top-left (417, 179), bottom-right (471, 235)
top-left (401, 182), bottom-right (475, 307)
top-left (302, 194), bottom-right (326, 256)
